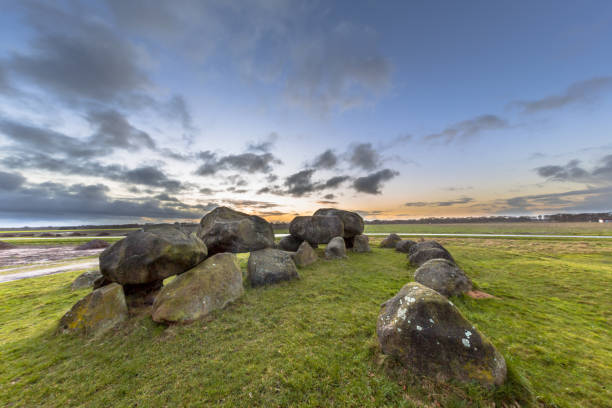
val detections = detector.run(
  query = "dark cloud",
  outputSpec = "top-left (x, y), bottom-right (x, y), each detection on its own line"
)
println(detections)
top-left (226, 175), bottom-right (248, 186)
top-left (284, 169), bottom-right (317, 197)
top-left (535, 155), bottom-right (612, 184)
top-left (311, 149), bottom-right (338, 169)
top-left (323, 194), bottom-right (335, 200)
top-left (348, 143), bottom-right (380, 171)
top-left (199, 188), bottom-right (215, 195)
top-left (323, 176), bottom-right (350, 189)
top-left (512, 76), bottom-right (612, 114)
top-left (196, 151), bottom-right (282, 176)
top-left (424, 114), bottom-right (509, 143)
top-left (87, 109), bottom-right (156, 150)
top-left (247, 132), bottom-right (278, 153)
top-left (0, 181), bottom-right (206, 221)
top-left (352, 169), bottom-right (398, 194)
top-left (378, 133), bottom-right (413, 150)
top-left (164, 95), bottom-right (194, 131)
top-left (154, 193), bottom-right (178, 202)
top-left (0, 171), bottom-right (26, 190)
top-left (404, 197), bottom-right (474, 207)
top-left (498, 186), bottom-right (612, 214)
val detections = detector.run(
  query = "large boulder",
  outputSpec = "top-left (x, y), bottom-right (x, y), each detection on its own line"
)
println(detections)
top-left (248, 248), bottom-right (299, 287)
top-left (152, 253), bottom-right (243, 324)
top-left (395, 240), bottom-right (416, 254)
top-left (325, 236), bottom-right (347, 260)
top-left (58, 283), bottom-right (128, 336)
top-left (408, 240), bottom-right (446, 256)
top-left (71, 270), bottom-right (103, 290)
top-left (380, 233), bottom-right (402, 248)
top-left (99, 225), bottom-right (207, 285)
top-left (278, 235), bottom-right (303, 252)
top-left (198, 207), bottom-right (274, 255)
top-left (409, 248), bottom-right (455, 267)
top-left (377, 282), bottom-right (506, 386)
top-left (415, 259), bottom-right (472, 297)
top-left (74, 239), bottom-right (110, 250)
top-left (289, 215), bottom-right (343, 245)
top-left (312, 208), bottom-right (364, 238)
top-left (292, 241), bottom-right (318, 267)
top-left (352, 234), bottom-right (371, 253)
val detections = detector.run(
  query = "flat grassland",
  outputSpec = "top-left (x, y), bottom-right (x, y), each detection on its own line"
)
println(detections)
top-left (364, 222), bottom-right (612, 235)
top-left (1, 237), bottom-right (610, 407)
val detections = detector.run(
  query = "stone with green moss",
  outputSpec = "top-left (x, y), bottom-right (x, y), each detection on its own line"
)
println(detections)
top-left (152, 253), bottom-right (243, 324)
top-left (292, 241), bottom-right (318, 267)
top-left (379, 233), bottom-right (401, 248)
top-left (248, 248), bottom-right (299, 286)
top-left (414, 258), bottom-right (472, 297)
top-left (58, 283), bottom-right (128, 336)
top-left (100, 225), bottom-right (208, 285)
top-left (377, 282), bottom-right (506, 387)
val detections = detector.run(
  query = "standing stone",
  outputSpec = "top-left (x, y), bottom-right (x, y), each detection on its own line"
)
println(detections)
top-left (325, 236), bottom-right (347, 259)
top-left (292, 241), bottom-right (318, 267)
top-left (278, 235), bottom-right (303, 251)
top-left (352, 235), bottom-right (371, 253)
top-left (58, 283), bottom-right (128, 336)
top-left (395, 240), bottom-right (416, 253)
top-left (409, 247), bottom-right (455, 267)
top-left (415, 258), bottom-right (472, 297)
top-left (377, 282), bottom-right (507, 386)
top-left (152, 253), bottom-right (243, 324)
top-left (198, 206), bottom-right (275, 255)
top-left (312, 208), bottom-right (364, 238)
top-left (71, 270), bottom-right (103, 290)
top-left (248, 248), bottom-right (299, 287)
top-left (380, 233), bottom-right (402, 248)
top-left (100, 225), bottom-right (208, 285)
top-left (289, 215), bottom-right (344, 245)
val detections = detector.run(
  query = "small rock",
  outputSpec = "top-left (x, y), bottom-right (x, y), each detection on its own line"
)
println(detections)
top-left (352, 235), bottom-right (371, 253)
top-left (376, 282), bottom-right (507, 386)
top-left (409, 247), bottom-right (455, 267)
top-left (380, 233), bottom-right (402, 248)
top-left (71, 270), bottom-right (103, 290)
top-left (278, 235), bottom-right (303, 251)
top-left (58, 283), bottom-right (128, 336)
top-left (395, 240), bottom-right (416, 253)
top-left (414, 258), bottom-right (472, 297)
top-left (248, 248), bottom-right (299, 287)
top-left (325, 236), bottom-right (347, 259)
top-left (292, 241), bottom-right (318, 267)
top-left (152, 253), bottom-right (243, 324)
top-left (74, 239), bottom-right (110, 250)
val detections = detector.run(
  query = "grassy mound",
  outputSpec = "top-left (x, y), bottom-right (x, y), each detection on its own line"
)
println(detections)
top-left (0, 238), bottom-right (610, 407)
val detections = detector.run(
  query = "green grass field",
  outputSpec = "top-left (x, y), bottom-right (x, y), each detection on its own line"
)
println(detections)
top-left (0, 238), bottom-right (610, 407)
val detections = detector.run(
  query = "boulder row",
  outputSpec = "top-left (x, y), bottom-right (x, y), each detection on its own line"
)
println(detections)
top-left (409, 247), bottom-right (455, 267)
top-left (414, 258), bottom-right (472, 297)
top-left (395, 240), bottom-right (416, 254)
top-left (376, 282), bottom-right (507, 386)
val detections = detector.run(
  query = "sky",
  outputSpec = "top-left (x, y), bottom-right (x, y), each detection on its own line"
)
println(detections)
top-left (0, 0), bottom-right (611, 227)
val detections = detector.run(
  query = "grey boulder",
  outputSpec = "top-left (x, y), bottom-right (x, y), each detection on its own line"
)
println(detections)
top-left (100, 225), bottom-right (208, 285)
top-left (377, 282), bottom-right (506, 386)
top-left (409, 247), bottom-right (455, 267)
top-left (312, 208), bottom-right (364, 238)
top-left (325, 236), bottom-right (347, 259)
top-left (414, 258), bottom-right (472, 297)
top-left (292, 241), bottom-right (318, 267)
top-left (408, 240), bottom-right (446, 256)
top-left (352, 235), bottom-right (371, 253)
top-left (71, 270), bottom-right (103, 290)
top-left (395, 240), bottom-right (416, 253)
top-left (198, 206), bottom-right (275, 255)
top-left (380, 233), bottom-right (402, 248)
top-left (289, 215), bottom-right (343, 245)
top-left (248, 248), bottom-right (299, 287)
top-left (278, 235), bottom-right (303, 251)
top-left (152, 253), bottom-right (243, 324)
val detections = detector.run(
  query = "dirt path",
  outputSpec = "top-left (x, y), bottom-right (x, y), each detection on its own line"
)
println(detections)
top-left (0, 259), bottom-right (99, 283)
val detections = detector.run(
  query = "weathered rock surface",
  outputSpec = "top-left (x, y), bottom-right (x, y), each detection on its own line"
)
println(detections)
top-left (312, 208), bottom-right (364, 238)
top-left (395, 240), bottom-right (416, 253)
top-left (408, 240), bottom-right (446, 256)
top-left (409, 247), bottom-right (455, 267)
top-left (198, 206), bottom-right (274, 255)
top-left (100, 225), bottom-right (207, 285)
top-left (71, 270), bottom-right (103, 290)
top-left (123, 280), bottom-right (164, 311)
top-left (0, 240), bottom-right (17, 250)
top-left (289, 215), bottom-right (344, 245)
top-left (74, 239), bottom-right (110, 250)
top-left (380, 233), bottom-right (402, 248)
top-left (278, 234), bottom-right (303, 252)
top-left (325, 236), bottom-right (347, 259)
top-left (415, 259), bottom-right (472, 297)
top-left (248, 248), bottom-right (299, 287)
top-left (59, 283), bottom-right (128, 335)
top-left (152, 253), bottom-right (243, 324)
top-left (352, 234), bottom-right (371, 253)
top-left (377, 282), bottom-right (507, 386)
top-left (292, 241), bottom-right (318, 267)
